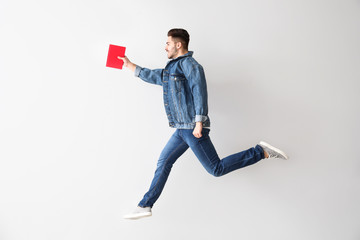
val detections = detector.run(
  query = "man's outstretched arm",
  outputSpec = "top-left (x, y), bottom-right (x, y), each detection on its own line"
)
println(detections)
top-left (118, 56), bottom-right (163, 86)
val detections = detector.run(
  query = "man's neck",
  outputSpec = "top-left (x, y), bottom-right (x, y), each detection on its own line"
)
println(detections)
top-left (174, 50), bottom-right (188, 59)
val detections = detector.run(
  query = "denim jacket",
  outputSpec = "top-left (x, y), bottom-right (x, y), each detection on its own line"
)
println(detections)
top-left (134, 51), bottom-right (210, 129)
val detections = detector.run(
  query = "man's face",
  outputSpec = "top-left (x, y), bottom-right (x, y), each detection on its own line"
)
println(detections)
top-left (165, 36), bottom-right (179, 59)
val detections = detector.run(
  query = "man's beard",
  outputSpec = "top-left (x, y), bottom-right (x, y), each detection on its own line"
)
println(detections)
top-left (167, 49), bottom-right (178, 59)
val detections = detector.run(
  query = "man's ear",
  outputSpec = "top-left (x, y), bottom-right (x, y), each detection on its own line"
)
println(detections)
top-left (176, 41), bottom-right (182, 49)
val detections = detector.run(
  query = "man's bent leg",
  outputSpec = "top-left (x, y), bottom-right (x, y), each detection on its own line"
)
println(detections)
top-left (138, 129), bottom-right (189, 208)
top-left (182, 128), bottom-right (264, 177)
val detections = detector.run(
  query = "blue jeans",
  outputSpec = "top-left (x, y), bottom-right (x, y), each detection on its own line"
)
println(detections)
top-left (138, 128), bottom-right (265, 208)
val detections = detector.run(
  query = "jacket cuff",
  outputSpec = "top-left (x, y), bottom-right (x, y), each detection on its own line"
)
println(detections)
top-left (134, 65), bottom-right (142, 77)
top-left (195, 115), bottom-right (207, 122)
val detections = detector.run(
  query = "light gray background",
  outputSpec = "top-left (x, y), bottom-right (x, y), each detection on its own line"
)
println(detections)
top-left (1, 0), bottom-right (359, 239)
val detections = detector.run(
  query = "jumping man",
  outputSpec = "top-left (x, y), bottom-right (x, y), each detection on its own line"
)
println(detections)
top-left (119, 28), bottom-right (289, 220)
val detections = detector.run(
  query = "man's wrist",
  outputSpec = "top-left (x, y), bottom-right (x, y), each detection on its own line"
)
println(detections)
top-left (128, 62), bottom-right (136, 72)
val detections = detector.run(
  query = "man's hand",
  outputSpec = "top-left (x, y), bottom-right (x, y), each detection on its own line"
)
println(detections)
top-left (118, 56), bottom-right (136, 72)
top-left (193, 122), bottom-right (203, 138)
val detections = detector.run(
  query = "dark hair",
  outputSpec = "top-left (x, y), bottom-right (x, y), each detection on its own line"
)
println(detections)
top-left (167, 28), bottom-right (190, 50)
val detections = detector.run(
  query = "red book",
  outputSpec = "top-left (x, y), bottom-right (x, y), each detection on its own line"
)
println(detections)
top-left (106, 44), bottom-right (126, 69)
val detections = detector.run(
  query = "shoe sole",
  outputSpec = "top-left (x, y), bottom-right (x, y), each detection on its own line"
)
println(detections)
top-left (123, 212), bottom-right (152, 220)
top-left (259, 141), bottom-right (289, 160)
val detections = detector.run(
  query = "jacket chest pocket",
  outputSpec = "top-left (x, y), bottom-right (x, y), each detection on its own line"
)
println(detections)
top-left (170, 74), bottom-right (186, 92)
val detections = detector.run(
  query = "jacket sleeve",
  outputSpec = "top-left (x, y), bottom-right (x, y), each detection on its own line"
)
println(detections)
top-left (135, 65), bottom-right (163, 86)
top-left (183, 62), bottom-right (209, 123)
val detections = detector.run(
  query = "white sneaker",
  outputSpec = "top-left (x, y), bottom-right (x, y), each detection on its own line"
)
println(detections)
top-left (259, 141), bottom-right (289, 160)
top-left (123, 206), bottom-right (152, 220)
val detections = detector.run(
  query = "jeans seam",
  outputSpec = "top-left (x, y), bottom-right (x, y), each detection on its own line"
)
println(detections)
top-left (198, 140), bottom-right (217, 171)
top-left (143, 139), bottom-right (187, 206)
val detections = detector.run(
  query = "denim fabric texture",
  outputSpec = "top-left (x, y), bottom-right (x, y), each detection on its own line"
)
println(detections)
top-left (135, 51), bottom-right (210, 129)
top-left (138, 128), bottom-right (265, 208)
